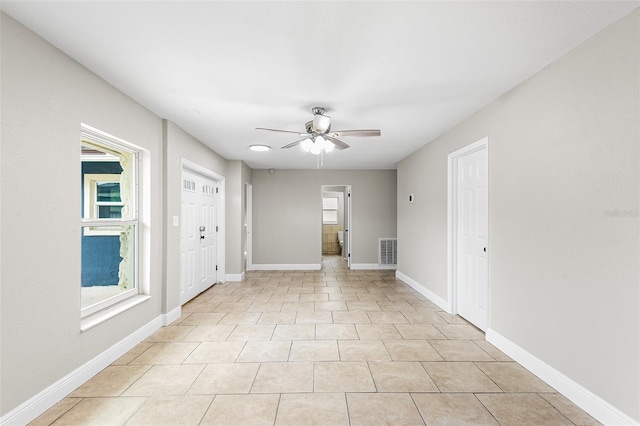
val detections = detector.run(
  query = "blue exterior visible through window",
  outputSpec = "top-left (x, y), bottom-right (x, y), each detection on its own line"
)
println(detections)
top-left (81, 161), bottom-right (122, 287)
top-left (80, 163), bottom-right (124, 287)
top-left (96, 181), bottom-right (123, 218)
top-left (98, 205), bottom-right (122, 219)
top-left (96, 182), bottom-right (121, 202)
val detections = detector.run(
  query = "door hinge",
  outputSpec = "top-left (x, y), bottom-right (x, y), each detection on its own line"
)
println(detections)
top-left (348, 253), bottom-right (351, 258)
top-left (216, 187), bottom-right (219, 194)
top-left (215, 226), bottom-right (219, 232)
top-left (348, 193), bottom-right (351, 198)
top-left (216, 265), bottom-right (218, 271)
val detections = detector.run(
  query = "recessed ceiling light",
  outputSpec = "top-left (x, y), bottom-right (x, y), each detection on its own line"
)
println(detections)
top-left (249, 144), bottom-right (270, 152)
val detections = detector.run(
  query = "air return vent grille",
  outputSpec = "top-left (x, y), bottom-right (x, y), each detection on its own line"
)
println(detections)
top-left (378, 238), bottom-right (397, 266)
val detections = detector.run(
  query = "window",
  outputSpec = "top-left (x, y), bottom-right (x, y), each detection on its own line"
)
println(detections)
top-left (81, 126), bottom-right (139, 319)
top-left (323, 197), bottom-right (339, 224)
top-left (95, 180), bottom-right (123, 218)
top-left (83, 174), bottom-right (125, 235)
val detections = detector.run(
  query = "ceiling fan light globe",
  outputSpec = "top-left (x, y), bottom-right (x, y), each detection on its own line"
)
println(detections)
top-left (300, 139), bottom-right (313, 152)
top-left (324, 140), bottom-right (335, 152)
top-left (310, 143), bottom-right (322, 155)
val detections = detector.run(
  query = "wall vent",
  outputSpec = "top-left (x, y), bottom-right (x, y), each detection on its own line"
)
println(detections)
top-left (378, 238), bottom-right (397, 266)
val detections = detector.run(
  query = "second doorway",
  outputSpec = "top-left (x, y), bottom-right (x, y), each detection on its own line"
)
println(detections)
top-left (321, 185), bottom-right (351, 269)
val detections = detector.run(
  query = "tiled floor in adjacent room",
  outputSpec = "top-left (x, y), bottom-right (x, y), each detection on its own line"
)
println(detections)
top-left (32, 256), bottom-right (600, 425)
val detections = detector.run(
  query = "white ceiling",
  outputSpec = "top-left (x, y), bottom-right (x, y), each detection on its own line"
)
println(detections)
top-left (2, 1), bottom-right (638, 169)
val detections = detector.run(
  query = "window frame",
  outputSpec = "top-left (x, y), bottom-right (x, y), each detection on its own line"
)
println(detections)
top-left (83, 174), bottom-right (125, 236)
top-left (322, 196), bottom-right (339, 225)
top-left (81, 126), bottom-right (141, 320)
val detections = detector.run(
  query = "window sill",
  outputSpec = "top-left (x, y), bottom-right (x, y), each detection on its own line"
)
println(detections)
top-left (81, 295), bottom-right (151, 332)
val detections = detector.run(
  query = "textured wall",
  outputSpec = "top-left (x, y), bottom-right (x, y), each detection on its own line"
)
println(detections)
top-left (397, 11), bottom-right (639, 421)
top-left (1, 13), bottom-right (164, 415)
top-left (163, 121), bottom-right (228, 312)
top-left (252, 169), bottom-right (396, 266)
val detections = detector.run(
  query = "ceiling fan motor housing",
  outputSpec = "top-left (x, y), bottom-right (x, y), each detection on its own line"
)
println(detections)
top-left (313, 115), bottom-right (331, 133)
top-left (305, 120), bottom-right (314, 133)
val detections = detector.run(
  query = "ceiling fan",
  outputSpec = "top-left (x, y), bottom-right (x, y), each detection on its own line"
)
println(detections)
top-left (256, 107), bottom-right (381, 155)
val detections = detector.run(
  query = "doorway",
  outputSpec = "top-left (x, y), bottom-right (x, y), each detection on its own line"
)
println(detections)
top-left (448, 137), bottom-right (489, 330)
top-left (244, 183), bottom-right (252, 272)
top-left (321, 185), bottom-right (351, 269)
top-left (180, 161), bottom-right (225, 305)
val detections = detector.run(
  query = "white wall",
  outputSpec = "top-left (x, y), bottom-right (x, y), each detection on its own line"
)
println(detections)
top-left (397, 10), bottom-right (639, 422)
top-left (0, 15), bottom-right (248, 419)
top-left (240, 161), bottom-right (253, 273)
top-left (252, 169), bottom-right (397, 267)
top-left (1, 13), bottom-right (164, 416)
top-left (224, 160), bottom-right (253, 277)
top-left (163, 120), bottom-right (228, 311)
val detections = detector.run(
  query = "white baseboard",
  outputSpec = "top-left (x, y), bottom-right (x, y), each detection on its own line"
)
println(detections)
top-left (350, 263), bottom-right (396, 270)
top-left (226, 272), bottom-right (245, 282)
top-left (392, 270), bottom-right (638, 425)
top-left (250, 264), bottom-right (321, 271)
top-left (1, 315), bottom-right (165, 426)
top-left (162, 306), bottom-right (182, 326)
top-left (486, 328), bottom-right (639, 426)
top-left (395, 270), bottom-right (450, 312)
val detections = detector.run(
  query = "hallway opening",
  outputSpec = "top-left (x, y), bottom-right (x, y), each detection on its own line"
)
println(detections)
top-left (321, 185), bottom-right (351, 268)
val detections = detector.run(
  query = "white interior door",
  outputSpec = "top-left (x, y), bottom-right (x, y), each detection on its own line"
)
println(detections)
top-left (181, 171), bottom-right (218, 305)
top-left (456, 143), bottom-right (488, 330)
top-left (200, 186), bottom-right (217, 290)
top-left (181, 173), bottom-right (199, 304)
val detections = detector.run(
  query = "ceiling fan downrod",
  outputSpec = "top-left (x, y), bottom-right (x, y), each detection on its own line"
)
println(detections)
top-left (311, 106), bottom-right (325, 116)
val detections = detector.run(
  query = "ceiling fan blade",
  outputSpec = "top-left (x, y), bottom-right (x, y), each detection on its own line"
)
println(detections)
top-left (330, 129), bottom-right (381, 137)
top-left (325, 136), bottom-right (350, 150)
top-left (256, 127), bottom-right (307, 136)
top-left (281, 137), bottom-right (310, 149)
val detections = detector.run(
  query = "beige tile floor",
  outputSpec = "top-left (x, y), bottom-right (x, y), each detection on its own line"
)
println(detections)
top-left (32, 257), bottom-right (600, 425)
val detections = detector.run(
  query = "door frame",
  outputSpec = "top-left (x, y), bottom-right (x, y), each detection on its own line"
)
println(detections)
top-left (320, 184), bottom-right (352, 268)
top-left (345, 186), bottom-right (352, 269)
top-left (447, 137), bottom-right (489, 322)
top-left (181, 158), bottom-right (225, 285)
top-left (244, 182), bottom-right (253, 271)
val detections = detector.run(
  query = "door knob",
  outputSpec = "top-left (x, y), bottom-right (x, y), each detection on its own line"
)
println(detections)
top-left (200, 226), bottom-right (206, 240)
